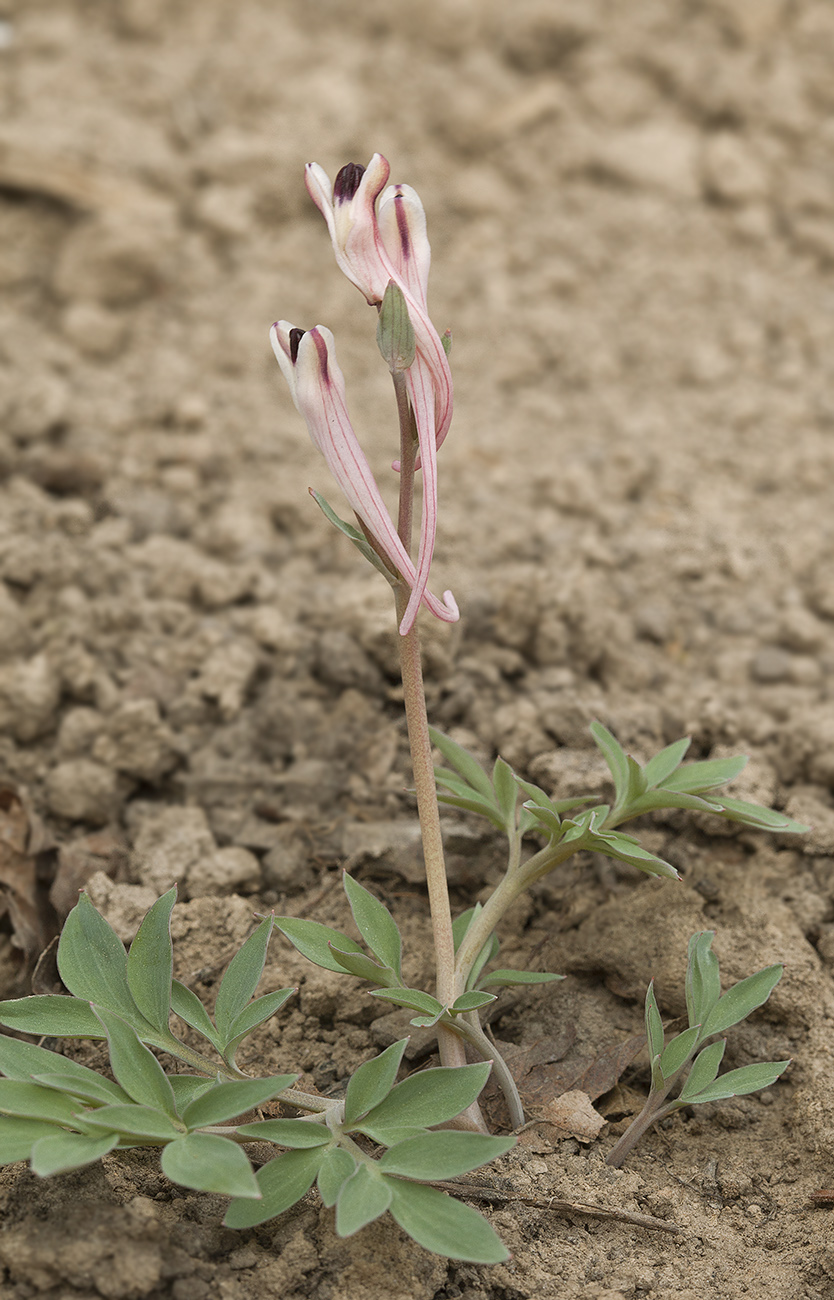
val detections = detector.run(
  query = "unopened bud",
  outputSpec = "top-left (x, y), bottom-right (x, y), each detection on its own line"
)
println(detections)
top-left (441, 328), bottom-right (452, 357)
top-left (376, 280), bottom-right (416, 373)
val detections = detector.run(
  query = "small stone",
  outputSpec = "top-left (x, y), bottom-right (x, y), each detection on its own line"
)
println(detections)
top-left (587, 122), bottom-right (701, 199)
top-left (749, 646), bottom-right (793, 683)
top-left (57, 707), bottom-right (105, 757)
top-left (92, 698), bottom-right (179, 782)
top-left (187, 846), bottom-right (261, 897)
top-left (703, 132), bottom-right (769, 204)
top-left (46, 760), bottom-right (122, 825)
top-left (61, 301), bottom-right (127, 358)
top-left (132, 806), bottom-right (216, 896)
top-left (0, 654), bottom-right (61, 741)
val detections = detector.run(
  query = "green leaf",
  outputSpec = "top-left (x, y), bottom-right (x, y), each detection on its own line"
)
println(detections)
top-left (169, 1076), bottom-right (216, 1110)
top-left (91, 1006), bottom-right (178, 1119)
top-left (515, 779), bottom-right (595, 817)
top-left (659, 1025), bottom-right (701, 1082)
top-left (700, 965), bottom-right (783, 1040)
top-left (452, 906), bottom-right (479, 952)
top-left (80, 1104), bottom-right (182, 1141)
top-left (478, 969), bottom-right (564, 990)
top-left (428, 728), bottom-right (495, 801)
top-left (369, 988), bottom-right (444, 1021)
top-left (57, 894), bottom-right (147, 1029)
top-left (686, 932), bottom-right (721, 1028)
top-left (619, 790), bottom-right (723, 817)
top-left (589, 722), bottom-right (630, 804)
top-left (378, 1131), bottom-right (514, 1180)
top-left (183, 1075), bottom-right (297, 1129)
top-left (644, 981), bottom-right (665, 1062)
top-left (273, 917), bottom-right (365, 975)
top-left (30, 1130), bottom-right (119, 1177)
top-left (0, 996), bottom-right (106, 1039)
top-left (591, 831), bottom-right (680, 880)
top-left (675, 1059), bottom-right (789, 1105)
top-left (222, 988), bottom-right (296, 1065)
top-left (359, 1062), bottom-right (491, 1135)
top-left (329, 945), bottom-right (398, 986)
top-left (343, 873), bottom-right (402, 977)
top-left (32, 1072), bottom-right (132, 1108)
top-left (126, 888), bottom-right (176, 1034)
top-left (317, 1147), bottom-right (356, 1207)
top-left (492, 757), bottom-right (519, 828)
top-left (703, 797), bottom-right (809, 834)
top-left (224, 1146), bottom-right (324, 1229)
top-left (521, 802), bottom-right (563, 838)
top-left (236, 1118), bottom-right (333, 1148)
top-left (662, 755), bottom-right (749, 793)
top-left (0, 1035), bottom-right (127, 1101)
top-left (389, 1180), bottom-right (508, 1263)
top-left (678, 1040), bottom-right (726, 1101)
top-left (450, 991), bottom-right (497, 1014)
top-left (170, 981), bottom-right (221, 1050)
top-left (465, 932), bottom-right (500, 993)
top-left (0, 1079), bottom-right (86, 1126)
top-left (311, 491), bottom-right (398, 585)
top-left (344, 1039), bottom-right (408, 1126)
top-left (435, 790), bottom-right (507, 830)
top-left (213, 917), bottom-right (273, 1043)
top-left (0, 1117), bottom-right (65, 1165)
top-left (623, 755), bottom-right (648, 805)
top-left (356, 1123), bottom-right (429, 1146)
top-left (162, 1132), bottom-right (260, 1198)
top-left (642, 737), bottom-right (691, 788)
top-left (336, 1162), bottom-right (393, 1237)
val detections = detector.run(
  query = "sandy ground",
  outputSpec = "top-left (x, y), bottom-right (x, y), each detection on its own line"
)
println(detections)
top-left (1, 0), bottom-right (834, 1295)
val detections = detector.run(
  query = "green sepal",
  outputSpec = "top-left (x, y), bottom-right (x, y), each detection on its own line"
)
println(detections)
top-left (161, 1132), bottom-right (260, 1198)
top-left (224, 1146), bottom-right (325, 1229)
top-left (310, 491), bottom-right (398, 586)
top-left (376, 279), bottom-right (416, 373)
top-left (273, 917), bottom-right (365, 975)
top-left (336, 1162), bottom-right (392, 1237)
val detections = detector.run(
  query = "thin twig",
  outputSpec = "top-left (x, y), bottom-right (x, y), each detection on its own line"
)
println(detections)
top-left (432, 1179), bottom-right (684, 1236)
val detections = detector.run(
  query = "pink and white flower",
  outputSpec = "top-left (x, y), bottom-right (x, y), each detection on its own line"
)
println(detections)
top-left (271, 321), bottom-right (458, 635)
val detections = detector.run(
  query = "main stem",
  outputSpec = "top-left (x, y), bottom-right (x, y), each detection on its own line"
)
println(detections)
top-left (391, 373), bottom-right (485, 1133)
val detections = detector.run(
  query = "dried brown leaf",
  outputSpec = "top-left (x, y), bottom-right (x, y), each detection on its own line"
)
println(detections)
top-left (535, 1089), bottom-right (607, 1143)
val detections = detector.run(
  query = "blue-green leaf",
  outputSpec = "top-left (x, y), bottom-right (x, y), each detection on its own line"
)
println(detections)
top-left (57, 894), bottom-right (147, 1029)
top-left (589, 722), bottom-right (630, 804)
top-left (0, 1117), bottom-right (65, 1165)
top-left (674, 1059), bottom-right (789, 1105)
top-left (644, 981), bottom-right (664, 1062)
top-left (359, 1062), bottom-right (491, 1136)
top-left (492, 757), bottom-right (519, 828)
top-left (316, 1147), bottom-right (356, 1207)
top-left (0, 1079), bottom-right (85, 1126)
top-left (389, 1180), bottom-right (508, 1263)
top-left (329, 945), bottom-right (398, 986)
top-left (0, 1035), bottom-right (126, 1101)
top-left (214, 917), bottom-right (273, 1043)
top-left (643, 737), bottom-right (691, 788)
top-left (343, 874), bottom-right (402, 977)
top-left (662, 755), bottom-right (749, 793)
top-left (162, 1132), bottom-right (260, 1198)
top-left (91, 1006), bottom-right (178, 1119)
top-left (478, 969), bottom-right (564, 990)
top-left (428, 728), bottom-right (494, 801)
top-left (30, 1130), bottom-right (119, 1176)
top-left (336, 1163), bottom-right (392, 1237)
top-left (700, 965), bottom-right (783, 1040)
top-left (126, 888), bottom-right (176, 1034)
top-left (378, 1131), bottom-right (514, 1180)
top-left (0, 996), bottom-right (106, 1039)
top-left (183, 1075), bottom-right (297, 1129)
top-left (32, 1072), bottom-right (131, 1108)
top-left (224, 1146), bottom-right (324, 1228)
top-left (311, 491), bottom-right (398, 584)
top-left (80, 1104), bottom-right (182, 1141)
top-left (450, 991), bottom-right (496, 1014)
top-left (678, 1040), bottom-right (726, 1101)
top-left (222, 988), bottom-right (296, 1065)
top-left (686, 932), bottom-right (721, 1028)
top-left (273, 917), bottom-right (364, 975)
top-left (170, 981), bottom-right (221, 1050)
top-left (369, 988), bottom-right (444, 1021)
top-left (236, 1118), bottom-right (332, 1148)
top-left (344, 1039), bottom-right (408, 1126)
top-left (659, 1025), bottom-right (701, 1082)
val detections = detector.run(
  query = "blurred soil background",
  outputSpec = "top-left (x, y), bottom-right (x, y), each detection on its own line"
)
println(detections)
top-left (1, 0), bottom-right (834, 1296)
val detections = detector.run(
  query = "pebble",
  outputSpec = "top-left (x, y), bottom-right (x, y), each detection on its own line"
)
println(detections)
top-left (46, 759), bottom-right (122, 825)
